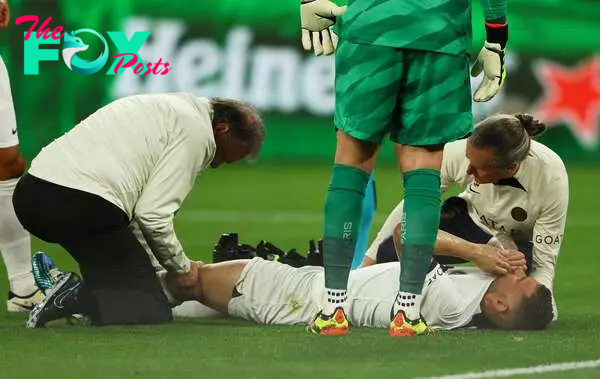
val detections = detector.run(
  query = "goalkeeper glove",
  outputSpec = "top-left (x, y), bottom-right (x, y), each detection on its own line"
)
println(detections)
top-left (300, 0), bottom-right (347, 56)
top-left (471, 22), bottom-right (508, 102)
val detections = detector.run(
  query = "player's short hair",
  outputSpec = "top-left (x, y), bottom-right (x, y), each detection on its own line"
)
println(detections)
top-left (210, 98), bottom-right (265, 159)
top-left (470, 113), bottom-right (547, 168)
top-left (511, 283), bottom-right (554, 331)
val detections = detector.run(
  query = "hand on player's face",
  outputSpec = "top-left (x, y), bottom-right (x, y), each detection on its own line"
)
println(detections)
top-left (0, 0), bottom-right (9, 29)
top-left (474, 244), bottom-right (511, 275)
top-left (474, 244), bottom-right (528, 275)
top-left (502, 250), bottom-right (528, 274)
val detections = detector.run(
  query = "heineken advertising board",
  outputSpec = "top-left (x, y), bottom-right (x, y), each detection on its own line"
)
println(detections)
top-left (2, 0), bottom-right (599, 163)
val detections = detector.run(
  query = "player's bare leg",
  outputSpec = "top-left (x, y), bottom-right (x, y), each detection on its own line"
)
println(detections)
top-left (162, 260), bottom-right (250, 314)
top-left (308, 131), bottom-right (378, 335)
top-left (389, 144), bottom-right (443, 337)
top-left (0, 146), bottom-right (42, 311)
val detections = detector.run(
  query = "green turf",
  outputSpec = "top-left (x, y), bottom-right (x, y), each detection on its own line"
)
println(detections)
top-left (1, 163), bottom-right (599, 379)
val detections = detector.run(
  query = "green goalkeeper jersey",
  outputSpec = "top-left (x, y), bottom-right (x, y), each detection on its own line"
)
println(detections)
top-left (336, 0), bottom-right (472, 56)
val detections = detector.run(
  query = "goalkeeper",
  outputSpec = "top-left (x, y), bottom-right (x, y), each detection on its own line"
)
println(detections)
top-left (300, 0), bottom-right (509, 336)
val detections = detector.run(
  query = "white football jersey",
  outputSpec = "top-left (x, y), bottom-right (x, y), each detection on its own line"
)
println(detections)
top-left (28, 93), bottom-right (216, 274)
top-left (347, 262), bottom-right (494, 330)
top-left (366, 138), bottom-right (568, 292)
top-left (442, 139), bottom-right (568, 291)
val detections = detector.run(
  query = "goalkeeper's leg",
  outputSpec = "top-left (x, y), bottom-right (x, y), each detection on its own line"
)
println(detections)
top-left (390, 147), bottom-right (442, 337)
top-left (309, 39), bottom-right (404, 335)
top-left (389, 49), bottom-right (472, 337)
top-left (308, 131), bottom-right (375, 335)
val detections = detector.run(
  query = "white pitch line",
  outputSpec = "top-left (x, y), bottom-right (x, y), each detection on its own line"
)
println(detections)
top-left (180, 210), bottom-right (599, 227)
top-left (417, 359), bottom-right (600, 379)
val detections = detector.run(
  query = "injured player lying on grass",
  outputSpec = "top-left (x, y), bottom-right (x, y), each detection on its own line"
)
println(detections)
top-left (163, 231), bottom-right (554, 332)
top-left (30, 230), bottom-right (553, 331)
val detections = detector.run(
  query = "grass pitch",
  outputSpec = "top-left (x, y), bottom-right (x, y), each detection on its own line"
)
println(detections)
top-left (1, 164), bottom-right (599, 379)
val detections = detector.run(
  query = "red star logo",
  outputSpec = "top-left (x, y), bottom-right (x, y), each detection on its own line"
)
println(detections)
top-left (534, 57), bottom-right (600, 148)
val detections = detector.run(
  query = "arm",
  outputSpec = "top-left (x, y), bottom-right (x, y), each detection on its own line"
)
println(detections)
top-left (480, 0), bottom-right (508, 49)
top-left (392, 225), bottom-right (524, 275)
top-left (129, 220), bottom-right (163, 272)
top-left (429, 230), bottom-right (480, 262)
top-left (488, 232), bottom-right (518, 251)
top-left (531, 174), bottom-right (569, 291)
top-left (134, 115), bottom-right (212, 275)
top-left (395, 226), bottom-right (480, 264)
top-left (361, 256), bottom-right (376, 268)
top-left (134, 154), bottom-right (194, 274)
top-left (472, 0), bottom-right (508, 102)
top-left (481, 0), bottom-right (507, 24)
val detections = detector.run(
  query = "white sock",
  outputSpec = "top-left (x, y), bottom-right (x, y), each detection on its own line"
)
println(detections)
top-left (0, 178), bottom-right (36, 296)
top-left (323, 288), bottom-right (347, 315)
top-left (393, 291), bottom-right (423, 320)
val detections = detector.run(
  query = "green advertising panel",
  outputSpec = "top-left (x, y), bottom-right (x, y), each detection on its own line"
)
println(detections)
top-left (3, 0), bottom-right (600, 163)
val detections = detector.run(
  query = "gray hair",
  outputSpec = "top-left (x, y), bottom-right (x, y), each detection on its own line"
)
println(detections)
top-left (470, 113), bottom-right (546, 168)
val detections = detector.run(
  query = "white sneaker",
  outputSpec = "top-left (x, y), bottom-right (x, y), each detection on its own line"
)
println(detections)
top-left (7, 290), bottom-right (45, 312)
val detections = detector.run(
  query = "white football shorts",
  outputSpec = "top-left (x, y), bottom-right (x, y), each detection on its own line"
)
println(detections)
top-left (228, 257), bottom-right (323, 325)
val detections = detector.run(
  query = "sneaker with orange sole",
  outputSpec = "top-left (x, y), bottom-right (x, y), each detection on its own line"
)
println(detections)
top-left (307, 307), bottom-right (349, 335)
top-left (389, 309), bottom-right (429, 337)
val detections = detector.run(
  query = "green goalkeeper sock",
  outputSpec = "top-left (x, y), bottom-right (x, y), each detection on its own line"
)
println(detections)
top-left (399, 169), bottom-right (441, 295)
top-left (322, 164), bottom-right (370, 300)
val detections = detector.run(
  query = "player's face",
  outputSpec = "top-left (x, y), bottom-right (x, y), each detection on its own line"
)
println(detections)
top-left (482, 270), bottom-right (539, 325)
top-left (465, 141), bottom-right (515, 184)
top-left (493, 270), bottom-right (539, 298)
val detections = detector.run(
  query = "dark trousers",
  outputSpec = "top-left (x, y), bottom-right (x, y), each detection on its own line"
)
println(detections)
top-left (376, 196), bottom-right (534, 273)
top-left (13, 173), bottom-right (172, 326)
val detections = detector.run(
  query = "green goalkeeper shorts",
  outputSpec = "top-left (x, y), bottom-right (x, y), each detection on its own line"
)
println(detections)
top-left (334, 40), bottom-right (473, 146)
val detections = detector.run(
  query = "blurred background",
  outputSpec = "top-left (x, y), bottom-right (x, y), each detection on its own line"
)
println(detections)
top-left (1, 0), bottom-right (599, 164)
top-left (0, 0), bottom-right (599, 269)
